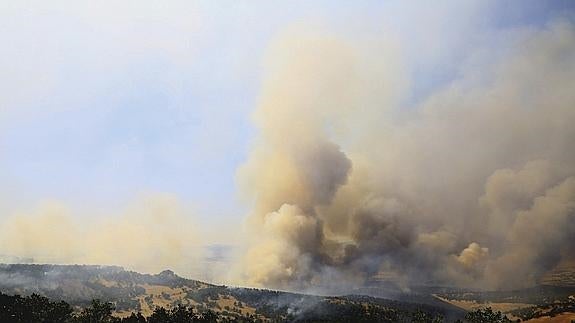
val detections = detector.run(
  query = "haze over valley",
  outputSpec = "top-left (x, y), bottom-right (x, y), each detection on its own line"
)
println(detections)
top-left (1, 1), bottom-right (575, 322)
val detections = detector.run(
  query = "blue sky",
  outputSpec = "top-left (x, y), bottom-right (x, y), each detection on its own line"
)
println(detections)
top-left (1, 0), bottom-right (573, 231)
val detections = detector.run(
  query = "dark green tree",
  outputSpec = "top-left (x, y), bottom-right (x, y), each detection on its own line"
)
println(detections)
top-left (0, 292), bottom-right (73, 323)
top-left (465, 307), bottom-right (511, 323)
top-left (197, 310), bottom-right (219, 322)
top-left (120, 312), bottom-right (147, 323)
top-left (148, 307), bottom-right (171, 323)
top-left (169, 304), bottom-right (196, 322)
top-left (411, 309), bottom-right (444, 323)
top-left (75, 299), bottom-right (119, 323)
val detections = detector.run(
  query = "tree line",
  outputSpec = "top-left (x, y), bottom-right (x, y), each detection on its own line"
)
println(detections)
top-left (0, 292), bottom-right (253, 323)
top-left (0, 291), bottom-right (517, 322)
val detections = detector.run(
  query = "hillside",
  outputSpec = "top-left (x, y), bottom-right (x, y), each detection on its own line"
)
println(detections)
top-left (541, 260), bottom-right (575, 287)
top-left (434, 285), bottom-right (575, 322)
top-left (0, 264), bottom-right (464, 322)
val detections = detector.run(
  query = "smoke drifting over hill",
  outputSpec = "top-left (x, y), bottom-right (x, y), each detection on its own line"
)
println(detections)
top-left (239, 20), bottom-right (575, 291)
top-left (1, 3), bottom-right (574, 296)
top-left (0, 194), bottom-right (202, 275)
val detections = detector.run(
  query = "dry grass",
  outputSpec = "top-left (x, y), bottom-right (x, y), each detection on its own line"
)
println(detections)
top-left (215, 295), bottom-right (256, 316)
top-left (110, 283), bottom-right (259, 319)
top-left (97, 279), bottom-right (121, 288)
top-left (434, 295), bottom-right (534, 313)
top-left (523, 312), bottom-right (575, 323)
top-left (124, 284), bottom-right (197, 316)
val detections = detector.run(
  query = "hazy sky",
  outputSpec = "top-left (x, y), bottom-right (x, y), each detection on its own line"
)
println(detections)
top-left (1, 1), bottom-right (573, 241)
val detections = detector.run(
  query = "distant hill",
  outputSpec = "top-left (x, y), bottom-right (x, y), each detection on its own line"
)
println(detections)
top-left (0, 264), bottom-right (465, 322)
top-left (434, 284), bottom-right (575, 322)
top-left (541, 259), bottom-right (575, 287)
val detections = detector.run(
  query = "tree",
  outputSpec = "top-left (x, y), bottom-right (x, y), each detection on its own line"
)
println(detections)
top-left (197, 310), bottom-right (219, 322)
top-left (46, 300), bottom-right (74, 322)
top-left (120, 312), bottom-right (147, 323)
top-left (0, 292), bottom-right (73, 323)
top-left (75, 299), bottom-right (119, 323)
top-left (148, 307), bottom-right (171, 323)
top-left (411, 309), bottom-right (444, 323)
top-left (169, 304), bottom-right (196, 322)
top-left (465, 307), bottom-right (511, 323)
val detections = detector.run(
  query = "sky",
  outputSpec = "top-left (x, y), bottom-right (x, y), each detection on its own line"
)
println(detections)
top-left (1, 1), bottom-right (574, 287)
top-left (1, 0), bottom-right (570, 224)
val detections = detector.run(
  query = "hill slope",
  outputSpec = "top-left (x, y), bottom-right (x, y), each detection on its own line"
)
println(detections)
top-left (0, 264), bottom-right (464, 322)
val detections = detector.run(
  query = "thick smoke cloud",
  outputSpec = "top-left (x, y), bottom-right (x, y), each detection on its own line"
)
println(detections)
top-left (240, 20), bottom-right (575, 291)
top-left (0, 194), bottom-right (203, 276)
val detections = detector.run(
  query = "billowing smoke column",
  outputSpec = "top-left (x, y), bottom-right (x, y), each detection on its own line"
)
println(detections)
top-left (240, 20), bottom-right (575, 291)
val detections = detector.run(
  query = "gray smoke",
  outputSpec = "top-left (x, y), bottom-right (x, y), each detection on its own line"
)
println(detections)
top-left (239, 19), bottom-right (575, 291)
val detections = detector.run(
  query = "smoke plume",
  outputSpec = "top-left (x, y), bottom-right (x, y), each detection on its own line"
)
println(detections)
top-left (240, 20), bottom-right (575, 291)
